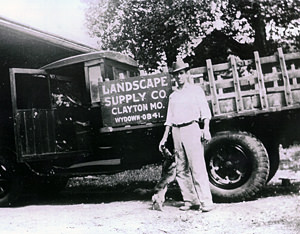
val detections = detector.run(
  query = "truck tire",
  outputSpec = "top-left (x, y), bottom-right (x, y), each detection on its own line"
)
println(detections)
top-left (205, 131), bottom-right (269, 201)
top-left (0, 153), bottom-right (23, 206)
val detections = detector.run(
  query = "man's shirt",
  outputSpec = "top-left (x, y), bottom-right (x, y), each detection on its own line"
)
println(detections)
top-left (165, 83), bottom-right (211, 126)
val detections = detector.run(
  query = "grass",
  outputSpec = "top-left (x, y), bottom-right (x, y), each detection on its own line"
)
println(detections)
top-left (68, 145), bottom-right (300, 189)
top-left (279, 144), bottom-right (300, 171)
top-left (68, 164), bottom-right (162, 189)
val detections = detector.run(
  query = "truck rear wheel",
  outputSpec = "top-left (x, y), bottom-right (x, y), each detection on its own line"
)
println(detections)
top-left (205, 131), bottom-right (269, 201)
top-left (0, 153), bottom-right (23, 206)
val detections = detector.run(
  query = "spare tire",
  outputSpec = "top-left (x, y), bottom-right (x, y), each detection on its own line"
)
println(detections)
top-left (205, 131), bottom-right (269, 201)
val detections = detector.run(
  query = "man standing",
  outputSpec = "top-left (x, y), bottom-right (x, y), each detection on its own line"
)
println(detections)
top-left (159, 59), bottom-right (214, 212)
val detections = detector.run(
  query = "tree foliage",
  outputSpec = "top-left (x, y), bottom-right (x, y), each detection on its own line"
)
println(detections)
top-left (84, 0), bottom-right (300, 71)
top-left (84, 0), bottom-right (213, 71)
top-left (217, 0), bottom-right (300, 56)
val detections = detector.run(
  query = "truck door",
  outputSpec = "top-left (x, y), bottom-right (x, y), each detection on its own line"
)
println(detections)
top-left (9, 68), bottom-right (89, 161)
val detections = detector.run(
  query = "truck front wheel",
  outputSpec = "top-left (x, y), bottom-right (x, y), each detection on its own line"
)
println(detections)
top-left (205, 131), bottom-right (269, 201)
top-left (0, 153), bottom-right (23, 206)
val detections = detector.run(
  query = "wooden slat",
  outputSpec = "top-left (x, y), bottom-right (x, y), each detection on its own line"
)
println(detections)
top-left (190, 66), bottom-right (207, 75)
top-left (254, 51), bottom-right (269, 109)
top-left (216, 75), bottom-right (223, 95)
top-left (239, 74), bottom-right (257, 85)
top-left (36, 110), bottom-right (46, 153)
top-left (15, 113), bottom-right (23, 155)
top-left (31, 109), bottom-right (37, 155)
top-left (50, 110), bottom-right (56, 152)
top-left (259, 54), bottom-right (277, 65)
top-left (214, 76), bottom-right (257, 89)
top-left (266, 86), bottom-right (285, 93)
top-left (230, 56), bottom-right (244, 112)
top-left (215, 92), bottom-right (236, 100)
top-left (240, 89), bottom-right (261, 97)
top-left (284, 52), bottom-right (300, 61)
top-left (278, 47), bottom-right (293, 105)
top-left (22, 111), bottom-right (29, 154)
top-left (44, 110), bottom-right (51, 152)
top-left (22, 111), bottom-right (35, 155)
top-left (215, 89), bottom-right (260, 100)
top-left (264, 70), bottom-right (281, 83)
top-left (215, 79), bottom-right (233, 89)
top-left (212, 62), bottom-right (230, 72)
top-left (206, 59), bottom-right (220, 115)
top-left (46, 110), bottom-right (56, 152)
top-left (10, 68), bottom-right (47, 75)
top-left (39, 110), bottom-right (56, 153)
top-left (290, 83), bottom-right (300, 90)
top-left (290, 64), bottom-right (297, 85)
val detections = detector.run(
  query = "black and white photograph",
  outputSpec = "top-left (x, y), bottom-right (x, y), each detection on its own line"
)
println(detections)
top-left (0, 0), bottom-right (299, 233)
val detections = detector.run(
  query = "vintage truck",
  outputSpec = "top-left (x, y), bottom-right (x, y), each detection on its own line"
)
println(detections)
top-left (1, 47), bottom-right (300, 206)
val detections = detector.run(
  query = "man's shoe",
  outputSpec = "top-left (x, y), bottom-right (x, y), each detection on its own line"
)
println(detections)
top-left (179, 204), bottom-right (200, 211)
top-left (152, 194), bottom-right (164, 211)
top-left (201, 204), bottom-right (214, 212)
top-left (152, 201), bottom-right (163, 211)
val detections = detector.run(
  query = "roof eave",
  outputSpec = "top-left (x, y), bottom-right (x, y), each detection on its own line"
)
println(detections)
top-left (0, 16), bottom-right (96, 53)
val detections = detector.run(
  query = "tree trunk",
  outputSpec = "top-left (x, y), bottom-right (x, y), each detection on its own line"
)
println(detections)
top-left (252, 16), bottom-right (269, 56)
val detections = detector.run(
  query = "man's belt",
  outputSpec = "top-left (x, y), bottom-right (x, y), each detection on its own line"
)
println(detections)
top-left (172, 120), bottom-right (198, 128)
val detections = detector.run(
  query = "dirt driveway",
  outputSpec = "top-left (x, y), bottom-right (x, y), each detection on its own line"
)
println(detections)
top-left (0, 169), bottom-right (299, 234)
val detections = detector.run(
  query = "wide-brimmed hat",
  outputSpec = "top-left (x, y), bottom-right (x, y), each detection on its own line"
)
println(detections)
top-left (172, 59), bottom-right (189, 73)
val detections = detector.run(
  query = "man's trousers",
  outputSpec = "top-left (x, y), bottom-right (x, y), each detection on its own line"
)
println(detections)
top-left (172, 122), bottom-right (213, 206)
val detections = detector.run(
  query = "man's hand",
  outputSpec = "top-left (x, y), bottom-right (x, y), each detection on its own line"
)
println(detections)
top-left (203, 129), bottom-right (211, 140)
top-left (159, 126), bottom-right (171, 152)
top-left (202, 119), bottom-right (211, 143)
top-left (202, 127), bottom-right (211, 143)
top-left (159, 138), bottom-right (167, 152)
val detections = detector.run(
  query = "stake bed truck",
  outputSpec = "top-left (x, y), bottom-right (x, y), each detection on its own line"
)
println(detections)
top-left (1, 48), bottom-right (300, 205)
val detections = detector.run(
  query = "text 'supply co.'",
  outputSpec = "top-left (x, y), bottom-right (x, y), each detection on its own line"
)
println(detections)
top-left (102, 76), bottom-right (169, 106)
top-left (99, 74), bottom-right (172, 126)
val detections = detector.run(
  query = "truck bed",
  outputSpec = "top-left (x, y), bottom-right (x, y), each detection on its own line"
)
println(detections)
top-left (100, 47), bottom-right (300, 133)
top-left (190, 47), bottom-right (300, 120)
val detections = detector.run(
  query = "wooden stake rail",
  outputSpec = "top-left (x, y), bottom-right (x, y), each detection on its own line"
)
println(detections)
top-left (189, 48), bottom-right (300, 118)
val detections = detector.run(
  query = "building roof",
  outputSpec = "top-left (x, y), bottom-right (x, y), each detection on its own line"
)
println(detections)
top-left (0, 16), bottom-right (96, 69)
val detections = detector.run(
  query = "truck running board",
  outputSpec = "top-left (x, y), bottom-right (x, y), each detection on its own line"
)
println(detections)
top-left (68, 159), bottom-right (121, 169)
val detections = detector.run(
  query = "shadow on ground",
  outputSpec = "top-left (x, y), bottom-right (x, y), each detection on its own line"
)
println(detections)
top-left (15, 179), bottom-right (300, 207)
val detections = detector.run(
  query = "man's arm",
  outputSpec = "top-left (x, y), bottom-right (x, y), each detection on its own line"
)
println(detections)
top-left (195, 87), bottom-right (212, 142)
top-left (159, 125), bottom-right (171, 152)
top-left (202, 118), bottom-right (211, 142)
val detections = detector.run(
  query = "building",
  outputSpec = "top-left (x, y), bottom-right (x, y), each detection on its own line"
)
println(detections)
top-left (0, 16), bottom-right (96, 69)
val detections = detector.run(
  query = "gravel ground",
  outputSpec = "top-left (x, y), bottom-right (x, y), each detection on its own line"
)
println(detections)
top-left (0, 148), bottom-right (300, 234)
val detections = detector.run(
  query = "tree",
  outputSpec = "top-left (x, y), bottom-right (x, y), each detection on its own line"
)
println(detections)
top-left (217, 0), bottom-right (300, 56)
top-left (84, 0), bottom-right (214, 72)
top-left (84, 0), bottom-right (300, 71)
